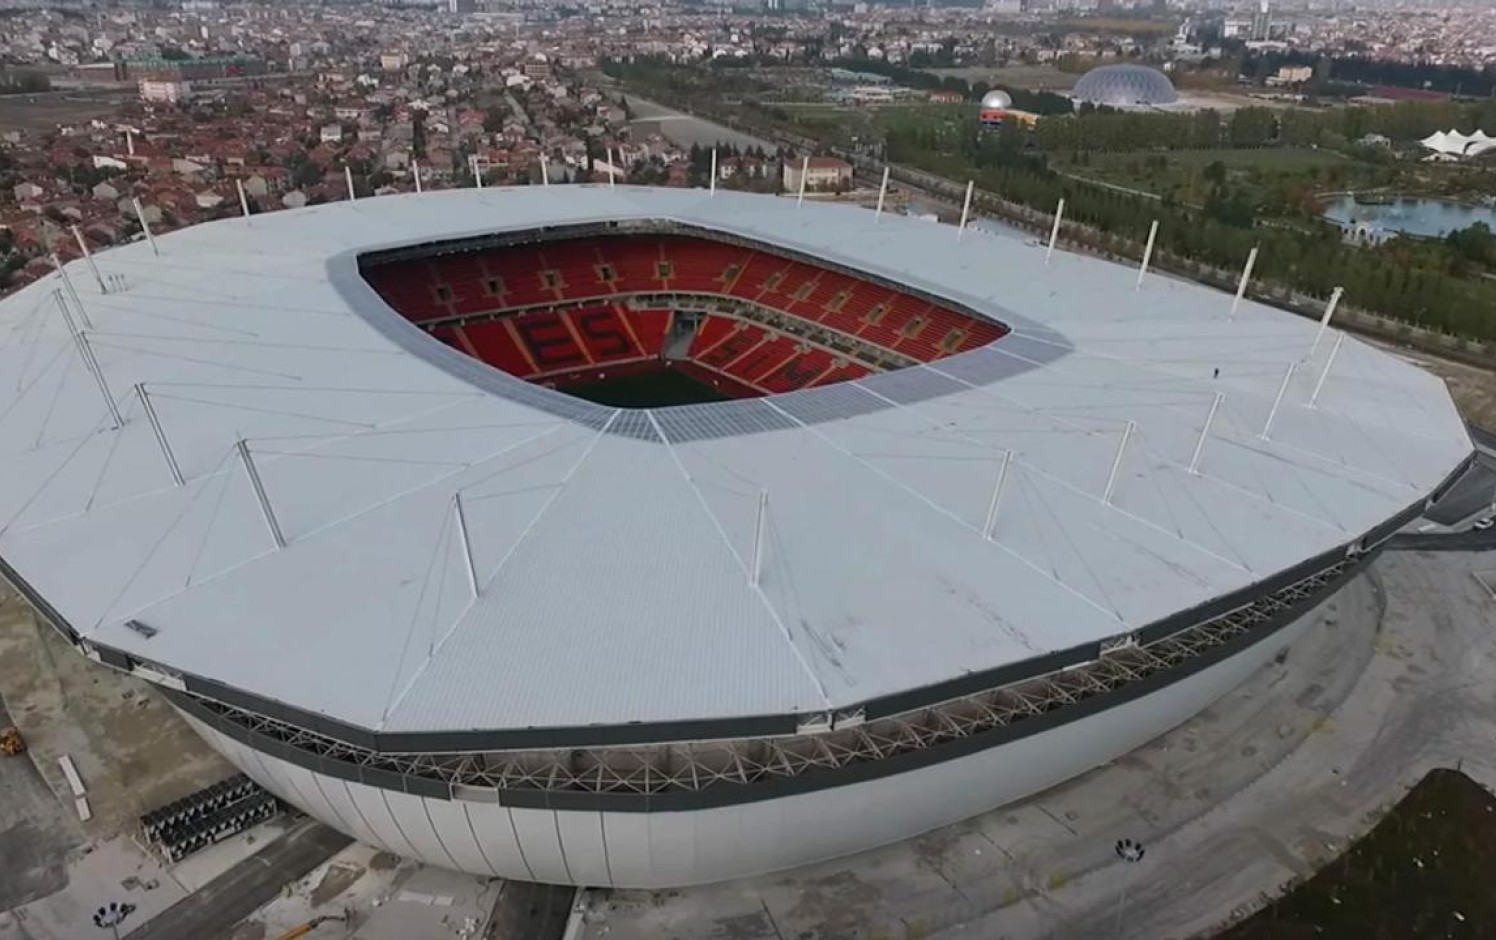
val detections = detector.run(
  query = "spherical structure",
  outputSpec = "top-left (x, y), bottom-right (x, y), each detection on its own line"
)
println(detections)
top-left (980, 88), bottom-right (1012, 110)
top-left (1073, 64), bottom-right (1178, 108)
top-left (0, 187), bottom-right (1469, 890)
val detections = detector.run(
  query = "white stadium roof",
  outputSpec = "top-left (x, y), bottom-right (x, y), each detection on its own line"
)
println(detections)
top-left (0, 186), bottom-right (1469, 739)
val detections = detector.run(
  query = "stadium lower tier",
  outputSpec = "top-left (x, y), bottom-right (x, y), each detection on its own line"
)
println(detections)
top-left (427, 306), bottom-right (872, 398)
top-left (158, 545), bottom-right (1370, 888)
top-left (362, 234), bottom-right (1008, 399)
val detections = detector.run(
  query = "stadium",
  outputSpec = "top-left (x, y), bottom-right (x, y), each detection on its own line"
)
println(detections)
top-left (0, 185), bottom-right (1472, 889)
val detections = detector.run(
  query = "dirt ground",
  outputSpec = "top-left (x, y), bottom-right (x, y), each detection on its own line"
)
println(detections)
top-left (1217, 768), bottom-right (1496, 939)
top-left (1372, 339), bottom-right (1496, 430)
top-left (0, 90), bottom-right (131, 134)
top-left (0, 582), bottom-right (233, 840)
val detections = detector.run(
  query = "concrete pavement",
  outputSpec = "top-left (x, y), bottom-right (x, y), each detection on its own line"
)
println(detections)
top-left (941, 546), bottom-right (1496, 939)
top-left (126, 819), bottom-right (350, 940)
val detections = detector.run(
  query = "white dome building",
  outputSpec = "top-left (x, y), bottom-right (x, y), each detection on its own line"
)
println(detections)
top-left (980, 89), bottom-right (1013, 110)
top-left (979, 88), bottom-right (1022, 129)
top-left (1073, 64), bottom-right (1178, 109)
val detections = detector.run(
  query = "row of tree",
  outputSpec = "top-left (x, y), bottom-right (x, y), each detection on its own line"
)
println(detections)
top-left (0, 70), bottom-right (50, 95)
top-left (825, 57), bottom-right (1074, 116)
top-left (1243, 51), bottom-right (1496, 99)
top-left (1025, 100), bottom-right (1496, 154)
top-left (885, 130), bottom-right (1496, 341)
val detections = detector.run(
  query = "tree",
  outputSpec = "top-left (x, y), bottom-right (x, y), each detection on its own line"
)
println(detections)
top-left (1447, 223), bottom-right (1496, 270)
top-left (411, 112), bottom-right (427, 159)
top-left (290, 159), bottom-right (323, 189)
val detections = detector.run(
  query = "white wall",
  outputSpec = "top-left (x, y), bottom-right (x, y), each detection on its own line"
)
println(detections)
top-left (176, 609), bottom-right (1311, 888)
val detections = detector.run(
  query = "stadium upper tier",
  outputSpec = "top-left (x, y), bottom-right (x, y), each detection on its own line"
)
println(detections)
top-left (360, 233), bottom-right (1010, 398)
top-left (0, 186), bottom-right (1470, 749)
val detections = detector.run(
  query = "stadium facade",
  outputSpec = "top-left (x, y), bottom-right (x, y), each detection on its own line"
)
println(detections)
top-left (0, 187), bottom-right (1471, 888)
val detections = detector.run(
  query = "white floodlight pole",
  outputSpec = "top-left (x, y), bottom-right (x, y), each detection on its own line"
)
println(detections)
top-left (1045, 197), bottom-right (1066, 265)
top-left (71, 226), bottom-right (107, 293)
top-left (413, 158), bottom-right (423, 193)
top-left (874, 165), bottom-right (889, 222)
top-left (1308, 287), bottom-right (1343, 360)
top-left (54, 291), bottom-right (120, 429)
top-left (135, 384), bottom-right (184, 487)
top-left (957, 179), bottom-right (975, 241)
top-left (1102, 420), bottom-right (1136, 506)
top-left (540, 157), bottom-right (549, 187)
top-left (1188, 392), bottom-right (1223, 476)
top-left (1308, 333), bottom-right (1344, 409)
top-left (132, 198), bottom-right (158, 256)
top-left (1230, 246), bottom-right (1258, 318)
top-left (709, 148), bottom-right (717, 196)
top-left (795, 155), bottom-right (809, 208)
top-left (236, 178), bottom-right (251, 218)
top-left (52, 254), bottom-right (92, 329)
top-left (1260, 363), bottom-right (1296, 440)
top-left (1136, 219), bottom-right (1159, 289)
top-left (606, 147), bottom-right (617, 187)
top-left (236, 439), bottom-right (285, 549)
top-left (453, 493), bottom-right (478, 599)
top-left (345, 166), bottom-right (356, 201)
top-left (982, 449), bottom-right (1015, 541)
top-left (751, 490), bottom-right (768, 586)
top-left (471, 155), bottom-right (483, 189)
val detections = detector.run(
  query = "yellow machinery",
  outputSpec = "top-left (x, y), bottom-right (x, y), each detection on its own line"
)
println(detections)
top-left (0, 726), bottom-right (24, 756)
top-left (273, 913), bottom-right (346, 940)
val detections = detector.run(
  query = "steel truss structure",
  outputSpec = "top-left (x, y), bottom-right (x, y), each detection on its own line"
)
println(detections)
top-left (185, 554), bottom-right (1355, 801)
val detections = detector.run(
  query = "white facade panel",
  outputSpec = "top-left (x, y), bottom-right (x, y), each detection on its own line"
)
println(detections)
top-left (466, 802), bottom-right (536, 881)
top-left (599, 812), bottom-right (652, 886)
top-left (273, 762), bottom-right (346, 829)
top-left (300, 773), bottom-right (371, 842)
top-left (345, 780), bottom-right (420, 859)
top-left (509, 806), bottom-right (574, 883)
top-left (555, 810), bottom-right (612, 885)
top-left (313, 778), bottom-right (387, 849)
top-left (424, 798), bottom-right (499, 876)
top-left (645, 804), bottom-right (699, 886)
top-left (383, 788), bottom-right (460, 870)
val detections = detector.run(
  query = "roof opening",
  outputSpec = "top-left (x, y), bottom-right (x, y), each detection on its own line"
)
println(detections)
top-left (360, 230), bottom-right (1008, 408)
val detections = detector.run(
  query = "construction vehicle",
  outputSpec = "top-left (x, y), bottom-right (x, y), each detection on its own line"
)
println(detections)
top-left (273, 912), bottom-right (347, 940)
top-left (1, 726), bottom-right (24, 756)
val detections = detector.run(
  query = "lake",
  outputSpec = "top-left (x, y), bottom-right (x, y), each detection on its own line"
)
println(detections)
top-left (1322, 195), bottom-right (1496, 241)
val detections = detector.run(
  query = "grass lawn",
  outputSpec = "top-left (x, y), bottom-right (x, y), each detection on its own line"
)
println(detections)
top-left (1055, 147), bottom-right (1357, 206)
top-left (1217, 768), bottom-right (1496, 939)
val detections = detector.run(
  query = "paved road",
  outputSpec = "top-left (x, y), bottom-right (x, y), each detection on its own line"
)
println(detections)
top-left (486, 881), bottom-right (575, 940)
top-left (126, 819), bottom-right (349, 940)
top-left (617, 94), bottom-right (777, 153)
top-left (1422, 459), bottom-right (1495, 526)
top-left (1389, 528), bottom-right (1496, 551)
top-left (1469, 422), bottom-right (1496, 452)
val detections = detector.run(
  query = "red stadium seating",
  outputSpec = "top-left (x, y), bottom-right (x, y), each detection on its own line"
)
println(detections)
top-left (363, 234), bottom-right (1011, 395)
top-left (462, 321), bottom-right (536, 377)
top-left (760, 347), bottom-right (834, 393)
top-left (624, 308), bottom-right (673, 354)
